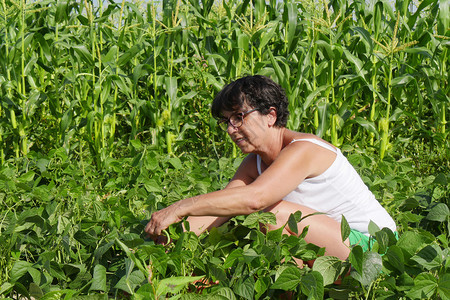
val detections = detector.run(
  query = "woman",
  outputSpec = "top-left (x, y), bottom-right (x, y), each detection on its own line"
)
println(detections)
top-left (145, 75), bottom-right (396, 261)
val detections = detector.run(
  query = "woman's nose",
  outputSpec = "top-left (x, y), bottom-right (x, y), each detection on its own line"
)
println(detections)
top-left (227, 123), bottom-right (238, 134)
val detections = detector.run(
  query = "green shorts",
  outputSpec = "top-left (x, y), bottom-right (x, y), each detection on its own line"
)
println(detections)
top-left (348, 229), bottom-right (373, 252)
top-left (348, 229), bottom-right (399, 252)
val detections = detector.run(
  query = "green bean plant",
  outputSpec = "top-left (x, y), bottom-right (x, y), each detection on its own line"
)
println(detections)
top-left (0, 148), bottom-right (448, 299)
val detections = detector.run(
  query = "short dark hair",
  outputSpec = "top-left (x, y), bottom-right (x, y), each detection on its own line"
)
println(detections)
top-left (211, 75), bottom-right (289, 127)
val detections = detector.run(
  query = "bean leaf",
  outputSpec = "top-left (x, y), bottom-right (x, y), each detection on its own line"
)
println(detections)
top-left (156, 275), bottom-right (203, 297)
top-left (340, 215), bottom-right (350, 242)
top-left (411, 244), bottom-right (443, 271)
top-left (271, 266), bottom-right (302, 291)
top-left (90, 265), bottom-right (107, 292)
top-left (300, 271), bottom-right (324, 300)
top-left (351, 251), bottom-right (382, 287)
top-left (312, 256), bottom-right (342, 286)
top-left (426, 203), bottom-right (449, 222)
top-left (405, 273), bottom-right (438, 299)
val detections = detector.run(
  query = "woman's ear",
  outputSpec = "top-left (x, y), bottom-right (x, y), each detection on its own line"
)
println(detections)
top-left (267, 107), bottom-right (277, 127)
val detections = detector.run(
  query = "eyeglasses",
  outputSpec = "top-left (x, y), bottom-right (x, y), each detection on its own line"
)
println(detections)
top-left (217, 108), bottom-right (259, 131)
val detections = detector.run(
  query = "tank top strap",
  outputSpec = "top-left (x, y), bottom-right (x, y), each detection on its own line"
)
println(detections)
top-left (256, 155), bottom-right (262, 175)
top-left (289, 138), bottom-right (337, 153)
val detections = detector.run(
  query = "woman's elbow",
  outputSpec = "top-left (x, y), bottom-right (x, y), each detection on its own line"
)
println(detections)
top-left (246, 193), bottom-right (267, 213)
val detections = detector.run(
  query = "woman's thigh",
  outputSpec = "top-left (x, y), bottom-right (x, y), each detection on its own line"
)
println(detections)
top-left (264, 200), bottom-right (350, 260)
top-left (185, 216), bottom-right (231, 235)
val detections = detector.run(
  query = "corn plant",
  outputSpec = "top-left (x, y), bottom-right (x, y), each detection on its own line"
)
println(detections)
top-left (0, 0), bottom-right (447, 163)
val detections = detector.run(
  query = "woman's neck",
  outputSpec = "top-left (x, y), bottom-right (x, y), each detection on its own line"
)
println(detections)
top-left (257, 127), bottom-right (288, 165)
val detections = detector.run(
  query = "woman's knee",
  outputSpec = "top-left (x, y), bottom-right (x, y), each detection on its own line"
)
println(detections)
top-left (264, 200), bottom-right (319, 229)
top-left (263, 200), bottom-right (350, 259)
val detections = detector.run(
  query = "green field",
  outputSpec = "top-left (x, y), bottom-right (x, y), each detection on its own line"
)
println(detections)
top-left (0, 0), bottom-right (449, 299)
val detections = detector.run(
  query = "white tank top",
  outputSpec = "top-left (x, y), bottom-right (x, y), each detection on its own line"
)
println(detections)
top-left (256, 138), bottom-right (396, 235)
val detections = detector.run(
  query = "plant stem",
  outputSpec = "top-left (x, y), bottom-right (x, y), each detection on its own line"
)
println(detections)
top-left (439, 46), bottom-right (447, 134)
top-left (386, 55), bottom-right (393, 120)
top-left (370, 55), bottom-right (377, 146)
top-left (250, 0), bottom-right (254, 74)
top-left (1, 0), bottom-right (10, 164)
top-left (380, 55), bottom-right (393, 159)
top-left (311, 30), bottom-right (319, 130)
top-left (20, 0), bottom-right (25, 96)
top-left (19, 0), bottom-right (27, 156)
top-left (440, 102), bottom-right (446, 134)
top-left (330, 59), bottom-right (339, 146)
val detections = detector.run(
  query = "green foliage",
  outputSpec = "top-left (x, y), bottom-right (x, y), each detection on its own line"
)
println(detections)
top-left (1, 147), bottom-right (448, 299)
top-left (0, 0), bottom-right (448, 299)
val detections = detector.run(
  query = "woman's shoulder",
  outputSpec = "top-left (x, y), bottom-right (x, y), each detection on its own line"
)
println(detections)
top-left (284, 132), bottom-right (336, 151)
top-left (280, 131), bottom-right (338, 177)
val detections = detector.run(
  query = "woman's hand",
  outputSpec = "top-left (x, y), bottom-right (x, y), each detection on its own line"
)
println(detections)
top-left (144, 203), bottom-right (183, 238)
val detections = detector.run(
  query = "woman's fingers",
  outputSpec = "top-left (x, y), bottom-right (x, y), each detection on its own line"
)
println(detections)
top-left (144, 205), bottom-right (182, 236)
top-left (145, 213), bottom-right (164, 236)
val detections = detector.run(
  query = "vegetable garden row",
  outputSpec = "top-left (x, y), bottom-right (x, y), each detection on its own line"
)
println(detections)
top-left (0, 0), bottom-right (448, 298)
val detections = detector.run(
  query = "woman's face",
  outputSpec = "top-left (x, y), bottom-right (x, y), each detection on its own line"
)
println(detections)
top-left (221, 105), bottom-right (270, 153)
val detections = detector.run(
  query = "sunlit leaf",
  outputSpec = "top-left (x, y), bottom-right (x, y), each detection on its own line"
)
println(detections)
top-left (40, 289), bottom-right (76, 300)
top-left (368, 221), bottom-right (380, 236)
top-left (312, 256), bottom-right (342, 286)
top-left (9, 261), bottom-right (32, 283)
top-left (411, 244), bottom-right (443, 271)
top-left (340, 215), bottom-right (350, 242)
top-left (271, 266), bottom-right (302, 290)
top-left (300, 271), bottom-right (324, 300)
top-left (156, 275), bottom-right (203, 296)
top-left (438, 273), bottom-right (450, 300)
top-left (349, 245), bottom-right (363, 274)
top-left (72, 45), bottom-right (93, 65)
top-left (212, 287), bottom-right (237, 300)
top-left (384, 245), bottom-right (405, 274)
top-left (0, 283), bottom-right (14, 295)
top-left (426, 203), bottom-right (449, 222)
top-left (354, 117), bottom-right (379, 139)
top-left (287, 213), bottom-right (298, 235)
top-left (114, 270), bottom-right (146, 294)
top-left (351, 251), bottom-right (382, 287)
top-left (90, 265), bottom-right (107, 292)
top-left (234, 276), bottom-right (255, 300)
top-left (353, 26), bottom-right (373, 52)
top-left (405, 273), bottom-right (438, 299)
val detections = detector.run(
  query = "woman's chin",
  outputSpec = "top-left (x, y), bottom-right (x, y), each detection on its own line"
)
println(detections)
top-left (236, 144), bottom-right (253, 154)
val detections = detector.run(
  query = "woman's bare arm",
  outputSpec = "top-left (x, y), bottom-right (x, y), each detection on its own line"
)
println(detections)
top-left (184, 154), bottom-right (258, 234)
top-left (144, 142), bottom-right (334, 236)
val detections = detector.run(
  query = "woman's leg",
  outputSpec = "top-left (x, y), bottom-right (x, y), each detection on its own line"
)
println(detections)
top-left (186, 201), bottom-right (350, 259)
top-left (264, 200), bottom-right (350, 261)
top-left (185, 216), bottom-right (231, 235)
